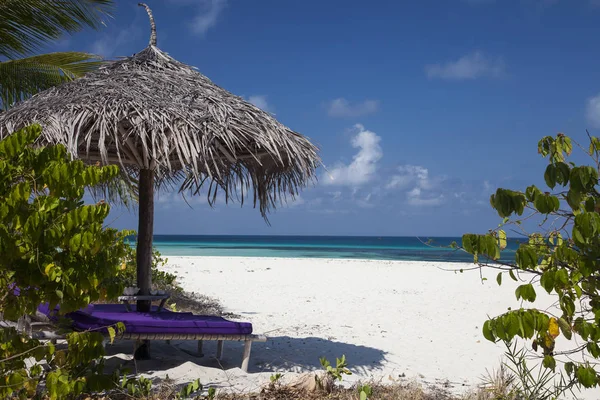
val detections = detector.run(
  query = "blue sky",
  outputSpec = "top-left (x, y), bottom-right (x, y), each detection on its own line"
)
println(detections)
top-left (48, 0), bottom-right (600, 236)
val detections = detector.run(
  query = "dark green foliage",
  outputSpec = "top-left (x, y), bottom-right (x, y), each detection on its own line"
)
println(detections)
top-left (117, 245), bottom-right (178, 292)
top-left (0, 125), bottom-right (132, 399)
top-left (0, 124), bottom-right (132, 318)
top-left (461, 133), bottom-right (600, 390)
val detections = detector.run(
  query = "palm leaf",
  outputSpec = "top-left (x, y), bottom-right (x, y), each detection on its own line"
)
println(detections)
top-left (0, 52), bottom-right (103, 110)
top-left (0, 0), bottom-right (114, 58)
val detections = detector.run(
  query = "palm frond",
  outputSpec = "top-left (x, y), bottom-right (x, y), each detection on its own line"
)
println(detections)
top-left (0, 52), bottom-right (103, 110)
top-left (0, 0), bottom-right (114, 58)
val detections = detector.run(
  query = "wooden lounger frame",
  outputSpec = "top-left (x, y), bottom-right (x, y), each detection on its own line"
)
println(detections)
top-left (3, 317), bottom-right (267, 373)
top-left (123, 333), bottom-right (267, 372)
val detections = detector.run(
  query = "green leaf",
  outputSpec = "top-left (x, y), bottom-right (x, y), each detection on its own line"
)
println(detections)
top-left (544, 164), bottom-right (557, 188)
top-left (555, 269), bottom-right (569, 286)
top-left (521, 311), bottom-right (535, 338)
top-left (588, 342), bottom-right (600, 358)
top-left (107, 326), bottom-right (116, 344)
top-left (543, 355), bottom-right (556, 371)
top-left (509, 269), bottom-right (517, 281)
top-left (525, 185), bottom-right (542, 201)
top-left (570, 166), bottom-right (599, 192)
top-left (566, 189), bottom-right (582, 210)
top-left (515, 284), bottom-right (536, 302)
top-left (490, 189), bottom-right (527, 218)
top-left (540, 270), bottom-right (555, 293)
top-left (573, 212), bottom-right (600, 247)
top-left (504, 313), bottom-right (520, 339)
top-left (462, 234), bottom-right (477, 255)
top-left (482, 320), bottom-right (496, 342)
top-left (576, 366), bottom-right (598, 388)
top-left (555, 162), bottom-right (571, 185)
top-left (561, 295), bottom-right (576, 317)
top-left (565, 362), bottom-right (575, 376)
top-left (496, 272), bottom-right (502, 286)
top-left (516, 246), bottom-right (537, 270)
top-left (585, 197), bottom-right (596, 212)
top-left (534, 193), bottom-right (560, 214)
top-left (498, 230), bottom-right (507, 250)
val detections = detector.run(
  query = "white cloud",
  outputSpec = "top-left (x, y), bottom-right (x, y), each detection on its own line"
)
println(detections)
top-left (189, 0), bottom-right (227, 36)
top-left (322, 124), bottom-right (383, 187)
top-left (356, 192), bottom-right (375, 208)
top-left (407, 187), bottom-right (445, 206)
top-left (54, 36), bottom-right (72, 50)
top-left (386, 165), bottom-right (445, 207)
top-left (386, 165), bottom-right (431, 190)
top-left (248, 95), bottom-right (272, 112)
top-left (91, 39), bottom-right (111, 57)
top-left (326, 98), bottom-right (379, 118)
top-left (91, 23), bottom-right (141, 58)
top-left (425, 52), bottom-right (505, 80)
top-left (285, 195), bottom-right (305, 208)
top-left (328, 191), bottom-right (343, 201)
top-left (586, 94), bottom-right (600, 128)
top-left (483, 180), bottom-right (494, 194)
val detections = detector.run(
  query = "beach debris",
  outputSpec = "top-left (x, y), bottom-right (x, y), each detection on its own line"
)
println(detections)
top-left (288, 371), bottom-right (334, 393)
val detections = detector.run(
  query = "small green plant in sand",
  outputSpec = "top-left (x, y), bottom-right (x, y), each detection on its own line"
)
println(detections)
top-left (176, 378), bottom-right (203, 399)
top-left (320, 354), bottom-right (352, 381)
top-left (357, 383), bottom-right (373, 400)
top-left (120, 375), bottom-right (153, 398)
top-left (270, 373), bottom-right (283, 385)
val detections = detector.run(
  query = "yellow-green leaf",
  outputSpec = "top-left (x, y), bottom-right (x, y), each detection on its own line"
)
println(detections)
top-left (549, 317), bottom-right (560, 338)
top-left (107, 326), bottom-right (116, 344)
top-left (498, 230), bottom-right (507, 250)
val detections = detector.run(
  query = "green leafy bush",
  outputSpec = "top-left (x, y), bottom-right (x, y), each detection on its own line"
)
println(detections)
top-left (0, 125), bottom-right (132, 399)
top-left (0, 125), bottom-right (132, 317)
top-left (116, 245), bottom-right (178, 292)
top-left (460, 133), bottom-right (600, 391)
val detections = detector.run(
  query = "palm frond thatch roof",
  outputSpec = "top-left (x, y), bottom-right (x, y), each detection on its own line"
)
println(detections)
top-left (0, 34), bottom-right (320, 216)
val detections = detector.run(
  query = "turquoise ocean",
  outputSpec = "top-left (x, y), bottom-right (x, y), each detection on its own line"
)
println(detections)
top-left (151, 235), bottom-right (520, 263)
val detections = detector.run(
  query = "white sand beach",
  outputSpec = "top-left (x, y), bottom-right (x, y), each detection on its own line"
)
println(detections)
top-left (105, 257), bottom-right (600, 399)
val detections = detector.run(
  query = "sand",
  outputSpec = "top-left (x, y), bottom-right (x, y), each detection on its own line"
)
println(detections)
top-left (103, 257), bottom-right (600, 399)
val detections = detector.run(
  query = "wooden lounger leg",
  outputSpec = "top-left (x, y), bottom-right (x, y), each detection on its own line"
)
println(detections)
top-left (197, 340), bottom-right (204, 357)
top-left (216, 340), bottom-right (224, 360)
top-left (241, 340), bottom-right (252, 372)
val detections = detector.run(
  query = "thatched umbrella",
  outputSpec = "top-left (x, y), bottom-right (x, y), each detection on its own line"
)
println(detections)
top-left (0, 4), bottom-right (319, 311)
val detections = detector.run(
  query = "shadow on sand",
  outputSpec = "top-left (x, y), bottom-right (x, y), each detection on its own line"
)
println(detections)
top-left (103, 335), bottom-right (387, 376)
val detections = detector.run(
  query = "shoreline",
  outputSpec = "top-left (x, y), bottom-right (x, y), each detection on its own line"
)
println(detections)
top-left (158, 254), bottom-right (481, 265)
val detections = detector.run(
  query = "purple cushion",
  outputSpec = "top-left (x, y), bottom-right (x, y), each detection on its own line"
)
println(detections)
top-left (37, 302), bottom-right (253, 336)
top-left (70, 307), bottom-right (253, 335)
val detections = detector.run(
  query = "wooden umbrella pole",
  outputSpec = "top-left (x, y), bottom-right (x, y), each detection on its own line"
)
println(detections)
top-left (134, 168), bottom-right (154, 360)
top-left (137, 168), bottom-right (154, 312)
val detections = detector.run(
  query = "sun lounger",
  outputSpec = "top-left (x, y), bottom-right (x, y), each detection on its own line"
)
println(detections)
top-left (37, 303), bottom-right (266, 372)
